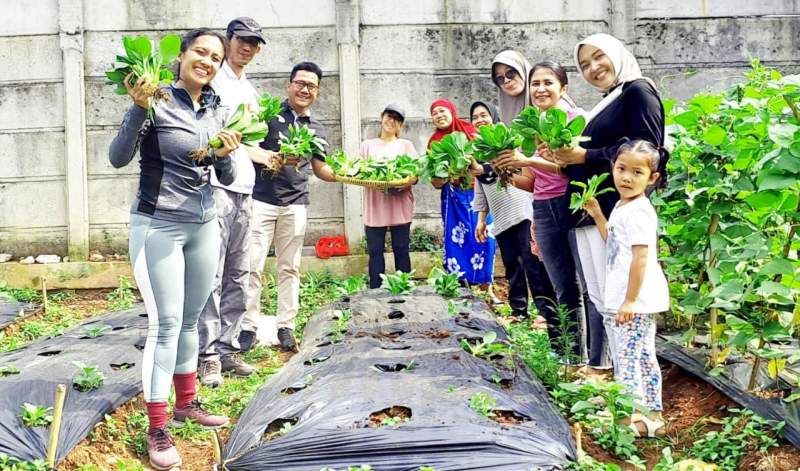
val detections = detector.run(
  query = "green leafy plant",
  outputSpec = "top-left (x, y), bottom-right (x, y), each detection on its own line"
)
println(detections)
top-left (513, 106), bottom-right (589, 154)
top-left (0, 281), bottom-right (39, 303)
top-left (105, 34), bottom-right (181, 112)
top-left (189, 103), bottom-right (269, 162)
top-left (107, 275), bottom-right (136, 311)
top-left (20, 403), bottom-right (53, 428)
top-left (568, 173), bottom-right (616, 214)
top-left (553, 381), bottom-right (643, 460)
top-left (336, 275), bottom-right (367, 297)
top-left (73, 361), bottom-right (106, 392)
top-left (410, 226), bottom-right (442, 252)
top-left (326, 151), bottom-right (420, 182)
top-left (427, 267), bottom-right (461, 297)
top-left (690, 408), bottom-right (782, 471)
top-left (0, 454), bottom-right (47, 471)
top-left (257, 92), bottom-right (285, 124)
top-left (279, 123), bottom-right (328, 159)
top-left (380, 416), bottom-right (408, 427)
top-left (469, 392), bottom-right (497, 418)
top-left (470, 123), bottom-right (523, 189)
top-left (379, 270), bottom-right (415, 295)
top-left (0, 364), bottom-right (21, 376)
top-left (329, 309), bottom-right (352, 343)
top-left (460, 331), bottom-right (511, 360)
top-left (83, 324), bottom-right (111, 338)
top-left (421, 131), bottom-right (473, 187)
top-left (660, 61), bottom-right (800, 376)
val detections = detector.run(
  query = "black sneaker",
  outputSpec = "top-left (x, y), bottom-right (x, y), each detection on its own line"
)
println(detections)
top-left (277, 327), bottom-right (298, 353)
top-left (238, 330), bottom-right (257, 352)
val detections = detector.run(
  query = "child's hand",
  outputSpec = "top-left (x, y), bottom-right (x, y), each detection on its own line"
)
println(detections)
top-left (583, 198), bottom-right (603, 220)
top-left (616, 301), bottom-right (635, 325)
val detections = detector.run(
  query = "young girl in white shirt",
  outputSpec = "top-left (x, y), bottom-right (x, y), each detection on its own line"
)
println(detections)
top-left (583, 139), bottom-right (669, 438)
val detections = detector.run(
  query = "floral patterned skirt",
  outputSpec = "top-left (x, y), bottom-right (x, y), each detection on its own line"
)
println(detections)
top-left (441, 184), bottom-right (496, 284)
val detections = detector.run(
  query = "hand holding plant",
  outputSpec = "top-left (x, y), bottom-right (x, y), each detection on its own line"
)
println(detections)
top-left (569, 173), bottom-right (616, 214)
top-left (582, 198), bottom-right (604, 221)
top-left (106, 35), bottom-right (181, 113)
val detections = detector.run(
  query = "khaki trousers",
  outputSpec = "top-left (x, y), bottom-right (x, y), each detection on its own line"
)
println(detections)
top-left (244, 201), bottom-right (307, 331)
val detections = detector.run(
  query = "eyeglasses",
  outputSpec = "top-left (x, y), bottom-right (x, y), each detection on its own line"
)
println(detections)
top-left (291, 80), bottom-right (319, 92)
top-left (493, 68), bottom-right (519, 87)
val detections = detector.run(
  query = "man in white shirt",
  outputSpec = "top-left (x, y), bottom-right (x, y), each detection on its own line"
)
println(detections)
top-left (198, 17), bottom-right (266, 387)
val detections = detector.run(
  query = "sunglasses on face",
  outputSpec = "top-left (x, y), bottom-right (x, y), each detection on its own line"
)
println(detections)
top-left (493, 68), bottom-right (519, 87)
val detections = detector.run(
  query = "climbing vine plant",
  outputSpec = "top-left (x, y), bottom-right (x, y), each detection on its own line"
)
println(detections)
top-left (659, 60), bottom-right (800, 388)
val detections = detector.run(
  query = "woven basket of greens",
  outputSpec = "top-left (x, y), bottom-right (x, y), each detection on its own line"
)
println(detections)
top-left (327, 151), bottom-right (419, 189)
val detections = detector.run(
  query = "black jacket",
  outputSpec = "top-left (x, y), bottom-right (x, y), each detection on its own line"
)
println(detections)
top-left (564, 79), bottom-right (665, 226)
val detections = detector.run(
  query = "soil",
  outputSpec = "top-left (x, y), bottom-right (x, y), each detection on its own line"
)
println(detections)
top-left (490, 409), bottom-right (526, 425)
top-left (367, 406), bottom-right (412, 428)
top-left (578, 362), bottom-right (800, 470)
top-left (421, 328), bottom-right (451, 339)
top-left (1, 289), bottom-right (119, 337)
top-left (62, 396), bottom-right (221, 471)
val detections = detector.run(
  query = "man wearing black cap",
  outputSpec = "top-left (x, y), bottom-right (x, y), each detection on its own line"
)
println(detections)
top-left (197, 17), bottom-right (267, 388)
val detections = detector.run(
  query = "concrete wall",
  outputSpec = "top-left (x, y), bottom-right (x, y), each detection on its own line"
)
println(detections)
top-left (1, 0), bottom-right (798, 257)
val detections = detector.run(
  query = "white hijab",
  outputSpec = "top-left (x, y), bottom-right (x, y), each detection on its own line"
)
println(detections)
top-left (574, 33), bottom-right (657, 123)
top-left (492, 50), bottom-right (532, 126)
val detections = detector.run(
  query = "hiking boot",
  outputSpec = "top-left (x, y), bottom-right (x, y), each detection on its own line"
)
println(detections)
top-left (221, 353), bottom-right (255, 377)
top-left (147, 427), bottom-right (181, 470)
top-left (277, 327), bottom-right (298, 353)
top-left (238, 329), bottom-right (257, 352)
top-left (198, 359), bottom-right (222, 388)
top-left (172, 400), bottom-right (229, 429)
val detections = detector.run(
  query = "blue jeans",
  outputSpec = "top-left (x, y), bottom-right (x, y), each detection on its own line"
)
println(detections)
top-left (533, 195), bottom-right (584, 360)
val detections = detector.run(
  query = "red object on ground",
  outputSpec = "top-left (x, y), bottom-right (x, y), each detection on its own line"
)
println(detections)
top-left (316, 235), bottom-right (350, 259)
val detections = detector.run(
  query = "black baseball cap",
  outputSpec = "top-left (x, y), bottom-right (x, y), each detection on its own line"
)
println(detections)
top-left (226, 17), bottom-right (265, 44)
top-left (382, 104), bottom-right (406, 122)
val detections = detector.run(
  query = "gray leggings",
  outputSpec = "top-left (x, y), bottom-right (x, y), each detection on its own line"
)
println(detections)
top-left (129, 214), bottom-right (220, 403)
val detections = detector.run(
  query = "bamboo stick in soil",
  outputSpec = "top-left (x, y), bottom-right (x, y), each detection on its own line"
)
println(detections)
top-left (46, 384), bottom-right (67, 469)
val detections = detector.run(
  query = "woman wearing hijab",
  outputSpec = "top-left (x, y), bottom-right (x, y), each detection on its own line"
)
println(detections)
top-left (541, 33), bottom-right (667, 374)
top-left (470, 100), bottom-right (548, 322)
top-left (428, 99), bottom-right (496, 289)
top-left (489, 51), bottom-right (560, 330)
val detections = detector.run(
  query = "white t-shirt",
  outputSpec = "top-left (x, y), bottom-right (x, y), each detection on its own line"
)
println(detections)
top-left (604, 196), bottom-right (669, 314)
top-left (209, 61), bottom-right (260, 194)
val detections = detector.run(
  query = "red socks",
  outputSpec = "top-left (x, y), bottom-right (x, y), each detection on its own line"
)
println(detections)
top-left (146, 402), bottom-right (168, 431)
top-left (146, 372), bottom-right (197, 430)
top-left (173, 371), bottom-right (197, 409)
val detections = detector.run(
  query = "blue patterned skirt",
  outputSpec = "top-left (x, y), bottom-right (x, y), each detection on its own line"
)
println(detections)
top-left (441, 183), bottom-right (496, 284)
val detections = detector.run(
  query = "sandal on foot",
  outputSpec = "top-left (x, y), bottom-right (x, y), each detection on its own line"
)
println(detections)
top-left (629, 415), bottom-right (665, 438)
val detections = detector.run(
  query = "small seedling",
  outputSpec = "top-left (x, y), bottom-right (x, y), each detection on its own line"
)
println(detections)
top-left (0, 364), bottom-right (21, 376)
top-left (469, 392), bottom-right (496, 418)
top-left (20, 403), bottom-right (53, 428)
top-left (73, 361), bottom-right (105, 392)
top-left (380, 416), bottom-right (408, 427)
top-left (83, 324), bottom-right (111, 338)
top-left (380, 270), bottom-right (415, 295)
top-left (107, 275), bottom-right (136, 311)
top-left (447, 300), bottom-right (458, 317)
top-left (447, 385), bottom-right (456, 393)
top-left (428, 267), bottom-right (461, 298)
top-left (460, 331), bottom-right (511, 359)
top-left (304, 374), bottom-right (315, 385)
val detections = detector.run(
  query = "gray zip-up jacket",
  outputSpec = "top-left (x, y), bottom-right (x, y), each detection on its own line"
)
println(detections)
top-left (109, 85), bottom-right (235, 224)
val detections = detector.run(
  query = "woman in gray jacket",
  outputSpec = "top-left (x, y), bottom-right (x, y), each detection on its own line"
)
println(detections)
top-left (109, 28), bottom-right (240, 470)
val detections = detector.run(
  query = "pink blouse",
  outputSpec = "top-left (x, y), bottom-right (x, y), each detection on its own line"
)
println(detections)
top-left (359, 138), bottom-right (418, 227)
